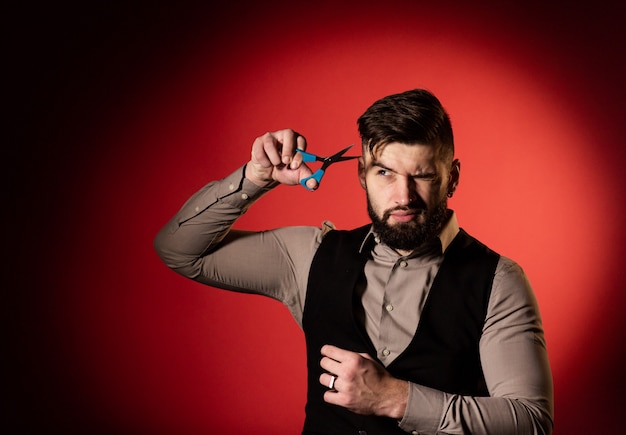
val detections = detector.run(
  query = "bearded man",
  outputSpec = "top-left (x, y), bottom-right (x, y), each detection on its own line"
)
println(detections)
top-left (155, 89), bottom-right (554, 435)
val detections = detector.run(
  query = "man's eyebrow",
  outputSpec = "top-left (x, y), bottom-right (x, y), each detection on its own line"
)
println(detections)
top-left (371, 161), bottom-right (437, 178)
top-left (372, 161), bottom-right (396, 173)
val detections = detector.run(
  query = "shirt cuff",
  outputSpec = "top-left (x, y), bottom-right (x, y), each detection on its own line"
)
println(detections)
top-left (216, 164), bottom-right (272, 208)
top-left (398, 383), bottom-right (444, 434)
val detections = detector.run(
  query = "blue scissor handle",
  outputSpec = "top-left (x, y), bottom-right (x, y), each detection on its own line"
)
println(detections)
top-left (299, 169), bottom-right (325, 190)
top-left (296, 149), bottom-right (319, 163)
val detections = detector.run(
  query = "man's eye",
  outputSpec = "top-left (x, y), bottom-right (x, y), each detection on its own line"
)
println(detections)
top-left (415, 175), bottom-right (437, 182)
top-left (377, 169), bottom-right (389, 176)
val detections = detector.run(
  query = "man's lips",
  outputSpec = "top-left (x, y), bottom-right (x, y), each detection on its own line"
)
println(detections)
top-left (388, 209), bottom-right (420, 223)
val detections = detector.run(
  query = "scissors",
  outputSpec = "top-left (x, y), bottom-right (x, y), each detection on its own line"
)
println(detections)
top-left (296, 145), bottom-right (359, 190)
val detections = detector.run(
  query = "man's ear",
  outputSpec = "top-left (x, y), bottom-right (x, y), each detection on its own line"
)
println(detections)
top-left (447, 159), bottom-right (460, 197)
top-left (358, 157), bottom-right (367, 189)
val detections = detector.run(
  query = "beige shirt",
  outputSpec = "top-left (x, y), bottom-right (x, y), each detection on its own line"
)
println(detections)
top-left (154, 165), bottom-right (554, 435)
top-left (358, 219), bottom-right (457, 365)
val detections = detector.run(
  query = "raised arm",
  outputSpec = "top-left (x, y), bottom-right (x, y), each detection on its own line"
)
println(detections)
top-left (153, 129), bottom-right (322, 323)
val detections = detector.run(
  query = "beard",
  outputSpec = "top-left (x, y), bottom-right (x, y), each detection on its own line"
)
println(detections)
top-left (368, 196), bottom-right (450, 252)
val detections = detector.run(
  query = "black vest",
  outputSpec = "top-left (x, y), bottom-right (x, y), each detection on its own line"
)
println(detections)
top-left (301, 226), bottom-right (500, 435)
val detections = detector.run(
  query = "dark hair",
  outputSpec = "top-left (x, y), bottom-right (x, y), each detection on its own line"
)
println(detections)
top-left (357, 89), bottom-right (454, 162)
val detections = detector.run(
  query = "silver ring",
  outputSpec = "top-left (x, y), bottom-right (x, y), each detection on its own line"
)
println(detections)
top-left (328, 375), bottom-right (336, 390)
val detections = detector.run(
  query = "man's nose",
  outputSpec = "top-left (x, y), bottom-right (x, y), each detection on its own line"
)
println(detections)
top-left (394, 178), bottom-right (416, 206)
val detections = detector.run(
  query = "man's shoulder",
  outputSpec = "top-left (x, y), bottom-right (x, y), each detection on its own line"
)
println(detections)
top-left (453, 228), bottom-right (500, 257)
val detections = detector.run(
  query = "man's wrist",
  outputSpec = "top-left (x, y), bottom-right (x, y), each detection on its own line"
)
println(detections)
top-left (244, 162), bottom-right (277, 188)
top-left (379, 379), bottom-right (409, 420)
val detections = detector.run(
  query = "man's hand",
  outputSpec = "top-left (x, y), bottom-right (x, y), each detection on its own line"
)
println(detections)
top-left (319, 344), bottom-right (409, 419)
top-left (245, 129), bottom-right (317, 189)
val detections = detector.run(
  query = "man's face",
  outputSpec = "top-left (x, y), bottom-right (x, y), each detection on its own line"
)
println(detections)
top-left (358, 142), bottom-right (460, 254)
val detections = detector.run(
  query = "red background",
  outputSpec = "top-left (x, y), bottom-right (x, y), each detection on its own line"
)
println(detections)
top-left (5, 1), bottom-right (625, 433)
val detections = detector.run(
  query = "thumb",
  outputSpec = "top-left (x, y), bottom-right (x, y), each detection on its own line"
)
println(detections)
top-left (292, 164), bottom-right (318, 191)
top-left (273, 160), bottom-right (315, 188)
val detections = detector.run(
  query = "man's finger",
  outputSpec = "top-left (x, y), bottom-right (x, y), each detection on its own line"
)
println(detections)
top-left (320, 355), bottom-right (341, 376)
top-left (320, 344), bottom-right (351, 362)
top-left (276, 129), bottom-right (305, 165)
top-left (319, 372), bottom-right (339, 390)
top-left (261, 132), bottom-right (283, 166)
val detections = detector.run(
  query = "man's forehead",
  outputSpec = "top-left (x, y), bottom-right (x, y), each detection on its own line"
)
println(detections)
top-left (365, 141), bottom-right (452, 165)
top-left (365, 142), bottom-right (437, 160)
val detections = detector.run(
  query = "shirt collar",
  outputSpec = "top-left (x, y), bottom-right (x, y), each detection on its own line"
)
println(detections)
top-left (358, 210), bottom-right (460, 255)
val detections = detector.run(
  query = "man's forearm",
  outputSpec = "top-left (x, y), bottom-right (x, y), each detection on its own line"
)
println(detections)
top-left (397, 259), bottom-right (554, 435)
top-left (399, 383), bottom-right (552, 434)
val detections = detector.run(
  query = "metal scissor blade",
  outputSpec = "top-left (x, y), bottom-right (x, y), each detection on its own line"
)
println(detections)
top-left (324, 145), bottom-right (354, 162)
top-left (326, 144), bottom-right (358, 163)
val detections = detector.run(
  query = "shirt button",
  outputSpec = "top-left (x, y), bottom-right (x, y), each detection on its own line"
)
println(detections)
top-left (228, 183), bottom-right (235, 191)
top-left (241, 193), bottom-right (249, 200)
top-left (194, 206), bottom-right (200, 212)
top-left (399, 260), bottom-right (408, 268)
top-left (411, 431), bottom-right (419, 435)
top-left (385, 304), bottom-right (394, 312)
top-left (382, 348), bottom-right (390, 357)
